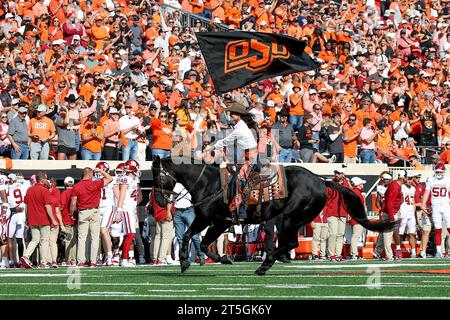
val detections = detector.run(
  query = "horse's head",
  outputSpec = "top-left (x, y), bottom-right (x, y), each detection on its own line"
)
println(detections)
top-left (151, 156), bottom-right (177, 207)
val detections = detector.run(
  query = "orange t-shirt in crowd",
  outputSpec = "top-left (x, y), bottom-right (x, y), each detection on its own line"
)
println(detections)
top-left (343, 125), bottom-right (358, 158)
top-left (440, 150), bottom-right (450, 164)
top-left (79, 124), bottom-right (104, 153)
top-left (289, 93), bottom-right (304, 116)
top-left (28, 116), bottom-right (56, 142)
top-left (151, 118), bottom-right (173, 150)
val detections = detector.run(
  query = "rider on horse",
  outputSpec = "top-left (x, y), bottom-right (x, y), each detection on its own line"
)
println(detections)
top-left (204, 102), bottom-right (258, 223)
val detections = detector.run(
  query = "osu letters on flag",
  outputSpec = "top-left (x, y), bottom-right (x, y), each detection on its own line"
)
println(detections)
top-left (196, 32), bottom-right (320, 94)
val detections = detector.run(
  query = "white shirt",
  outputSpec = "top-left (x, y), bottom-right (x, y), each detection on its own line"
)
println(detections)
top-left (173, 182), bottom-right (192, 209)
top-left (249, 108), bottom-right (264, 123)
top-left (214, 119), bottom-right (257, 150)
top-left (393, 120), bottom-right (410, 141)
top-left (178, 57), bottom-right (191, 79)
top-left (119, 115), bottom-right (141, 140)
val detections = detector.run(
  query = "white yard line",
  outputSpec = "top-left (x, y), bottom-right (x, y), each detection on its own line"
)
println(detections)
top-left (287, 263), bottom-right (450, 269)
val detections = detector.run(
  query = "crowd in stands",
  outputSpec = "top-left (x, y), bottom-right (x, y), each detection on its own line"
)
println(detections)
top-left (0, 0), bottom-right (447, 165)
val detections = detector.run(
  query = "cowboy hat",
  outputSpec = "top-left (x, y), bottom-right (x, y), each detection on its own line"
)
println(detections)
top-left (224, 102), bottom-right (248, 115)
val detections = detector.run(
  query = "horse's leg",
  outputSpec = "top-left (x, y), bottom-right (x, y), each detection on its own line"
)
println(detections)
top-left (200, 223), bottom-right (233, 264)
top-left (180, 218), bottom-right (209, 273)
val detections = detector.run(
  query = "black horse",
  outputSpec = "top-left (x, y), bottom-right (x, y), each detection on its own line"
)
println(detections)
top-left (152, 156), bottom-right (396, 275)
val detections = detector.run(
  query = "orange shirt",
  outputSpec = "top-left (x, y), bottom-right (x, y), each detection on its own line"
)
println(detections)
top-left (343, 125), bottom-right (358, 157)
top-left (29, 116), bottom-right (56, 142)
top-left (289, 93), bottom-right (303, 116)
top-left (49, 0), bottom-right (67, 23)
top-left (440, 150), bottom-right (450, 164)
top-left (80, 124), bottom-right (104, 153)
top-left (151, 118), bottom-right (173, 150)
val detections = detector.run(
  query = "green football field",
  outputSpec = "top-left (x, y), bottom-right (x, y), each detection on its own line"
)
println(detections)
top-left (1, 259), bottom-right (450, 300)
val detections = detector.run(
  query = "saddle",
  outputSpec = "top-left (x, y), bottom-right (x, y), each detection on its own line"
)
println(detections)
top-left (220, 163), bottom-right (288, 217)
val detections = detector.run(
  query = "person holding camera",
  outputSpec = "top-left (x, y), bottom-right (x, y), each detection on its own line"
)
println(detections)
top-left (119, 101), bottom-right (141, 160)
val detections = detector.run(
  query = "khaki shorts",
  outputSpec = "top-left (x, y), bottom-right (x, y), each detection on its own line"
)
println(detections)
top-left (417, 210), bottom-right (432, 232)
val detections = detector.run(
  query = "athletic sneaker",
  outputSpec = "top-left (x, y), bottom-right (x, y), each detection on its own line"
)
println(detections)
top-left (311, 255), bottom-right (319, 260)
top-left (435, 252), bottom-right (443, 259)
top-left (111, 256), bottom-right (120, 266)
top-left (39, 263), bottom-right (50, 269)
top-left (329, 155), bottom-right (337, 163)
top-left (351, 255), bottom-right (359, 260)
top-left (138, 255), bottom-right (146, 264)
top-left (395, 249), bottom-right (403, 260)
top-left (20, 256), bottom-right (33, 269)
top-left (329, 256), bottom-right (336, 262)
top-left (120, 259), bottom-right (136, 268)
top-left (383, 257), bottom-right (395, 261)
top-left (51, 261), bottom-right (58, 268)
top-left (419, 251), bottom-right (427, 259)
top-left (410, 254), bottom-right (417, 258)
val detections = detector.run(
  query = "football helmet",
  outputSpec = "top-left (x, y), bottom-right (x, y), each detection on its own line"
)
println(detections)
top-left (16, 172), bottom-right (25, 184)
top-left (115, 163), bottom-right (126, 177)
top-left (434, 162), bottom-right (446, 180)
top-left (125, 163), bottom-right (140, 177)
top-left (125, 160), bottom-right (140, 170)
top-left (95, 161), bottom-right (110, 178)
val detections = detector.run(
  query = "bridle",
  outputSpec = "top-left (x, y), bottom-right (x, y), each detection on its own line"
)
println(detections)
top-left (153, 163), bottom-right (225, 207)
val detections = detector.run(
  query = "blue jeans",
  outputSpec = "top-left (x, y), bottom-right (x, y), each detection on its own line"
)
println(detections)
top-left (152, 149), bottom-right (171, 159)
top-left (278, 148), bottom-right (292, 163)
top-left (81, 147), bottom-right (101, 160)
top-left (173, 207), bottom-right (205, 262)
top-left (289, 115), bottom-right (303, 131)
top-left (121, 139), bottom-right (138, 161)
top-left (11, 143), bottom-right (29, 159)
top-left (360, 149), bottom-right (376, 163)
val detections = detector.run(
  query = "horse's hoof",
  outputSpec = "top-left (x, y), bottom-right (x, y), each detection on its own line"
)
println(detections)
top-left (255, 268), bottom-right (266, 276)
top-left (180, 261), bottom-right (191, 273)
top-left (220, 255), bottom-right (233, 265)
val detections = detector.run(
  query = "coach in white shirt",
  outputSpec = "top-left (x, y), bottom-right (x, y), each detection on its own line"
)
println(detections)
top-left (119, 103), bottom-right (141, 161)
top-left (172, 182), bottom-right (206, 265)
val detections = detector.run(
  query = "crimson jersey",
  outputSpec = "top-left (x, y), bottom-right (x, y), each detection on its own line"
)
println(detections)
top-left (117, 175), bottom-right (139, 209)
top-left (425, 177), bottom-right (450, 206)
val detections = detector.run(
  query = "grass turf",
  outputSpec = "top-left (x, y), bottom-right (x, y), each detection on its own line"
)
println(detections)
top-left (1, 259), bottom-right (450, 300)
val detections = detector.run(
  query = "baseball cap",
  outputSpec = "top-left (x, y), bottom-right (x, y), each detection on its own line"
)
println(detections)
top-left (5, 13), bottom-right (13, 18)
top-left (351, 177), bottom-right (366, 186)
top-left (7, 173), bottom-right (16, 181)
top-left (267, 100), bottom-right (275, 107)
top-left (18, 106), bottom-right (28, 113)
top-left (154, 67), bottom-right (162, 73)
top-left (64, 177), bottom-right (74, 185)
top-left (109, 107), bottom-right (119, 114)
top-left (337, 89), bottom-right (346, 94)
top-left (334, 168), bottom-right (345, 174)
top-left (406, 171), bottom-right (416, 178)
top-left (52, 39), bottom-right (66, 46)
top-left (73, 35), bottom-right (80, 40)
top-left (36, 105), bottom-right (46, 112)
top-left (309, 89), bottom-right (317, 94)
top-left (135, 90), bottom-right (144, 97)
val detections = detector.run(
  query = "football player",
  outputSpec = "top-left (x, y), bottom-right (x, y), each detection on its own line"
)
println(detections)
top-left (116, 161), bottom-right (142, 267)
top-left (421, 163), bottom-right (450, 258)
top-left (6, 173), bottom-right (30, 267)
top-left (399, 171), bottom-right (417, 258)
top-left (95, 162), bottom-right (119, 267)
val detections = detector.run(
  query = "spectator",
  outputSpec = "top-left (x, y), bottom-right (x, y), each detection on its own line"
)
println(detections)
top-left (119, 102), bottom-right (141, 161)
top-left (80, 115), bottom-right (104, 160)
top-left (327, 113), bottom-right (345, 163)
top-left (342, 113), bottom-right (360, 164)
top-left (0, 112), bottom-right (10, 157)
top-left (55, 105), bottom-right (77, 160)
top-left (150, 104), bottom-right (173, 159)
top-left (28, 105), bottom-right (56, 160)
top-left (297, 114), bottom-right (317, 163)
top-left (20, 172), bottom-right (58, 269)
top-left (102, 108), bottom-right (121, 160)
top-left (359, 118), bottom-right (379, 163)
top-left (271, 109), bottom-right (296, 163)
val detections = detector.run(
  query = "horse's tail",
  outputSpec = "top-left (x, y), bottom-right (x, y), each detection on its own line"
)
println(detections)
top-left (325, 180), bottom-right (398, 232)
